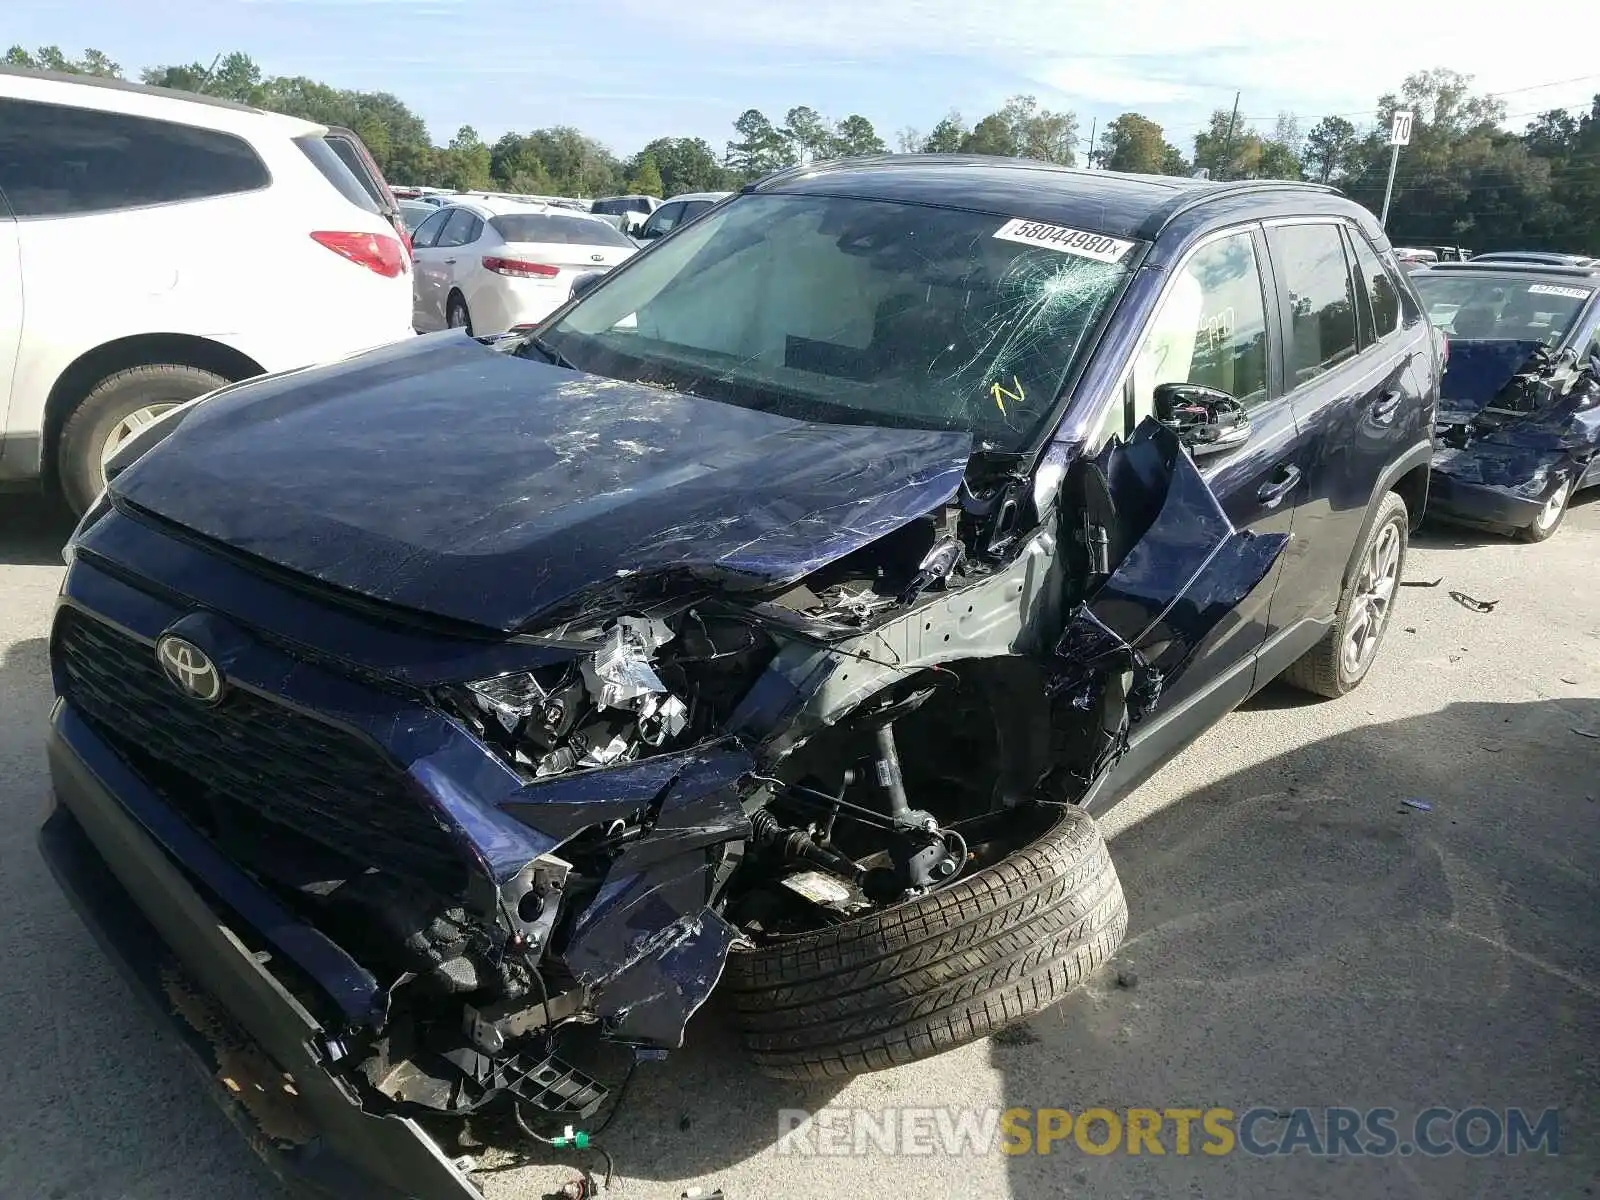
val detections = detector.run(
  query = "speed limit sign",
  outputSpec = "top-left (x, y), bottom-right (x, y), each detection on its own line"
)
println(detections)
top-left (1389, 111), bottom-right (1414, 146)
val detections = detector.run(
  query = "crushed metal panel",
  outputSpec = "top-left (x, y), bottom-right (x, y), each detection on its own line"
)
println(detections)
top-left (559, 747), bottom-right (752, 1049)
top-left (1051, 420), bottom-right (1287, 764)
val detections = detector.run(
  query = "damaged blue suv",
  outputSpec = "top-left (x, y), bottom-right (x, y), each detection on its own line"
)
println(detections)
top-left (41, 157), bottom-right (1437, 1198)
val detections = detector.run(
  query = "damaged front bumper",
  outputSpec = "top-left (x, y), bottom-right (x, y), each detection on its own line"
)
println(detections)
top-left (40, 705), bottom-right (482, 1200)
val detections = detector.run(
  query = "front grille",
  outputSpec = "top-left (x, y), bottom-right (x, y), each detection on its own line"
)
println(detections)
top-left (55, 607), bottom-right (468, 894)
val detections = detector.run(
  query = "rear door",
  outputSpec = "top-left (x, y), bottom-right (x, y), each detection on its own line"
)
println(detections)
top-left (1263, 220), bottom-right (1427, 632)
top-left (1076, 223), bottom-right (1306, 805)
top-left (410, 208), bottom-right (469, 330)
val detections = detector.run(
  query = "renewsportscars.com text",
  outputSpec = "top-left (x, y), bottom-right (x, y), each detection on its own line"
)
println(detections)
top-left (776, 1106), bottom-right (1561, 1158)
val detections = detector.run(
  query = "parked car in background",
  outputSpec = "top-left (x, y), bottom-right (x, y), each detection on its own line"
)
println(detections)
top-left (1471, 250), bottom-right (1596, 267)
top-left (1393, 247), bottom-right (1440, 271)
top-left (409, 198), bottom-right (637, 335)
top-left (0, 67), bottom-right (413, 513)
top-left (1429, 245), bottom-right (1471, 262)
top-left (41, 157), bottom-right (1438, 1199)
top-left (1410, 260), bottom-right (1600, 540)
top-left (590, 193), bottom-right (660, 233)
top-left (398, 199), bottom-right (435, 233)
top-left (635, 190), bottom-right (733, 241)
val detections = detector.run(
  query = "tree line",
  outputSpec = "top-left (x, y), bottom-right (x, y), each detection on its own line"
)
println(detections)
top-left (7, 46), bottom-right (1597, 252)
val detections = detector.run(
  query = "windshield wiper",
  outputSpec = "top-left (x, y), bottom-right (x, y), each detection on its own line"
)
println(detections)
top-left (521, 334), bottom-right (577, 371)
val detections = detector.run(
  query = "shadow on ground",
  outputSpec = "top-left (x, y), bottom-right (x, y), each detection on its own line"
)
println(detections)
top-left (997, 696), bottom-right (1599, 1199)
top-left (1, 493), bottom-right (75, 566)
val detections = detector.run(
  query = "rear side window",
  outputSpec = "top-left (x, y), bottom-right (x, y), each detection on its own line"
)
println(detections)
top-left (1268, 223), bottom-right (1359, 383)
top-left (436, 209), bottom-right (481, 247)
top-left (0, 97), bottom-right (269, 218)
top-left (411, 207), bottom-right (450, 248)
top-left (322, 132), bottom-right (391, 212)
top-left (294, 135), bottom-right (382, 215)
top-left (1348, 231), bottom-right (1400, 341)
top-left (494, 213), bottom-right (636, 247)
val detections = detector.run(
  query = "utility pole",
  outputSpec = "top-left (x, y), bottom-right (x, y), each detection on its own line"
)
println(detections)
top-left (1218, 91), bottom-right (1240, 180)
top-left (1086, 116), bottom-right (1097, 169)
top-left (1379, 110), bottom-right (1413, 229)
top-left (195, 52), bottom-right (222, 94)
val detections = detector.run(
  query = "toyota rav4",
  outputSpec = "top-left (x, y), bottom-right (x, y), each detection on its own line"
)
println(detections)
top-left (40, 157), bottom-right (1437, 1199)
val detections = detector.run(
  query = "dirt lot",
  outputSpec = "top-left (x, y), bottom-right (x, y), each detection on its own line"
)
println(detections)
top-left (1, 492), bottom-right (1595, 1200)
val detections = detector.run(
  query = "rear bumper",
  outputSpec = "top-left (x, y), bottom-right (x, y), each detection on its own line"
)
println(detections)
top-left (1426, 469), bottom-right (1550, 530)
top-left (40, 704), bottom-right (482, 1200)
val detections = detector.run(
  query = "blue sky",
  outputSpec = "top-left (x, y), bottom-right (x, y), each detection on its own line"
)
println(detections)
top-left (10, 0), bottom-right (1598, 157)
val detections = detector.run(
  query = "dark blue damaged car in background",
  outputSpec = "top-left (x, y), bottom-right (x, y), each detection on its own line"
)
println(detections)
top-left (1410, 261), bottom-right (1600, 542)
top-left (40, 156), bottom-right (1438, 1198)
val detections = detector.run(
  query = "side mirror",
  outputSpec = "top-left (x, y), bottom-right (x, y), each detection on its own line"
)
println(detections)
top-left (569, 272), bottom-right (605, 301)
top-left (1154, 382), bottom-right (1251, 457)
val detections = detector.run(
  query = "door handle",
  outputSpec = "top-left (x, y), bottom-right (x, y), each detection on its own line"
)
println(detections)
top-left (1372, 389), bottom-right (1403, 424)
top-left (1257, 464), bottom-right (1302, 508)
top-left (444, 257), bottom-right (457, 265)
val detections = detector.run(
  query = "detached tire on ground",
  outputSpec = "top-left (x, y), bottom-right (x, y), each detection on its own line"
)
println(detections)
top-left (57, 364), bottom-right (229, 514)
top-left (726, 805), bottom-right (1127, 1080)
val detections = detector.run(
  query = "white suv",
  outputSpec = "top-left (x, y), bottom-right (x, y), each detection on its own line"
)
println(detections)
top-left (0, 68), bottom-right (415, 512)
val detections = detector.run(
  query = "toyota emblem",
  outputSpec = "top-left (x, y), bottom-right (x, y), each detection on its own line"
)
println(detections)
top-left (156, 635), bottom-right (224, 705)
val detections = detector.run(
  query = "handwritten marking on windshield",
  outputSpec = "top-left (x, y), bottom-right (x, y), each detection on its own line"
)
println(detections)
top-left (990, 376), bottom-right (1026, 419)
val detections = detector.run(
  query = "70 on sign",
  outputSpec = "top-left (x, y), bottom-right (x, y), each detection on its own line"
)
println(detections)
top-left (1380, 110), bottom-right (1414, 227)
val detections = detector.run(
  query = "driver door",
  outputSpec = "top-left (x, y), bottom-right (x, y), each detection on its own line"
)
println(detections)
top-left (1073, 224), bottom-right (1311, 808)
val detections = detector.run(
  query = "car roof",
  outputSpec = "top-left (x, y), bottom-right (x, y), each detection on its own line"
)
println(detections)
top-left (0, 64), bottom-right (323, 139)
top-left (1415, 262), bottom-right (1600, 282)
top-left (1471, 251), bottom-right (1594, 265)
top-left (750, 154), bottom-right (1342, 242)
top-left (667, 191), bottom-right (732, 203)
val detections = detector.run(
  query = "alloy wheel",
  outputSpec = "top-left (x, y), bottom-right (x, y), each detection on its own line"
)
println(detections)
top-left (1342, 521), bottom-right (1401, 678)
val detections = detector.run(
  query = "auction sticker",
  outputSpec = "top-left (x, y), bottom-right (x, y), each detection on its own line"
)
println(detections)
top-left (1527, 283), bottom-right (1592, 300)
top-left (993, 219), bottom-right (1134, 263)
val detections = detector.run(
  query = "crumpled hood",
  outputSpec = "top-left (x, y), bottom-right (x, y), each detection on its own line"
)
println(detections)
top-left (1438, 338), bottom-right (1546, 421)
top-left (111, 334), bottom-right (974, 631)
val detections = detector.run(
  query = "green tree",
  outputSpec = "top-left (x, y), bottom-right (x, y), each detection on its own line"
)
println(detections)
top-left (921, 111), bottom-right (969, 153)
top-left (782, 105), bottom-right (835, 163)
top-left (1302, 116), bottom-right (1358, 183)
top-left (961, 113), bottom-right (1018, 156)
top-left (626, 154), bottom-right (664, 197)
top-left (1193, 108), bottom-right (1263, 180)
top-left (726, 108), bottom-right (793, 177)
top-left (830, 114), bottom-right (886, 157)
top-left (1100, 112), bottom-right (1182, 174)
top-left (438, 125), bottom-right (492, 191)
top-left (895, 126), bottom-right (923, 154)
top-left (6, 45), bottom-right (122, 76)
top-left (1256, 113), bottom-right (1305, 180)
top-left (627, 137), bottom-right (730, 195)
top-left (1001, 94), bottom-right (1078, 165)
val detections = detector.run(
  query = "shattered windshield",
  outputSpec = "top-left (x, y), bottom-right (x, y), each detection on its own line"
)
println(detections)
top-left (1412, 274), bottom-right (1592, 346)
top-left (535, 194), bottom-right (1138, 450)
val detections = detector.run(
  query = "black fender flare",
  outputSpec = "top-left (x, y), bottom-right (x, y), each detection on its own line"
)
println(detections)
top-left (1339, 437), bottom-right (1433, 590)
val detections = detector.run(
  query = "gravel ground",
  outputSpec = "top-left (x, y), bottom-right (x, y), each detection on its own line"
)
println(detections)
top-left (1, 491), bottom-right (1595, 1200)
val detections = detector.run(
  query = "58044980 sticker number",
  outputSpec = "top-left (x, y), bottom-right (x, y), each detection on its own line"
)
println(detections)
top-left (993, 219), bottom-right (1135, 263)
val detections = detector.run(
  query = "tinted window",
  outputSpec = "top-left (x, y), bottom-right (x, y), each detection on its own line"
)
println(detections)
top-left (491, 214), bottom-right (636, 247)
top-left (436, 209), bottom-right (480, 248)
top-left (1124, 230), bottom-right (1270, 440)
top-left (294, 135), bottom-right (381, 215)
top-left (593, 197), bottom-right (652, 216)
top-left (0, 97), bottom-right (269, 218)
top-left (412, 208), bottom-right (450, 248)
top-left (644, 203), bottom-right (686, 237)
top-left (681, 200), bottom-right (713, 221)
top-left (1269, 223), bottom-right (1359, 383)
top-left (1349, 232), bottom-right (1399, 340)
top-left (323, 133), bottom-right (390, 210)
top-left (1409, 273), bottom-right (1592, 346)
